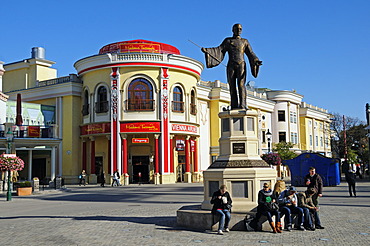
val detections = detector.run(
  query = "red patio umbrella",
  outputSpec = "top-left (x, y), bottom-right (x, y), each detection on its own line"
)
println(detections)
top-left (16, 93), bottom-right (23, 126)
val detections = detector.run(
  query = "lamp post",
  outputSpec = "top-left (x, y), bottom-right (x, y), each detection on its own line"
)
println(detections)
top-left (5, 128), bottom-right (14, 201)
top-left (266, 129), bottom-right (272, 153)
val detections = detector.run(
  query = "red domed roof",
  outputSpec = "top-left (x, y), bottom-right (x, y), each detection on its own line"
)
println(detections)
top-left (99, 39), bottom-right (180, 55)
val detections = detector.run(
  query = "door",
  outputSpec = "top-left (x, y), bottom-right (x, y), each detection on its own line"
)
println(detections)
top-left (32, 158), bottom-right (46, 181)
top-left (177, 155), bottom-right (186, 182)
top-left (95, 156), bottom-right (103, 183)
top-left (132, 156), bottom-right (150, 183)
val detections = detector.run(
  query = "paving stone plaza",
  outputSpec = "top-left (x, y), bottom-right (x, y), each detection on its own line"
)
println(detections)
top-left (1, 180), bottom-right (369, 246)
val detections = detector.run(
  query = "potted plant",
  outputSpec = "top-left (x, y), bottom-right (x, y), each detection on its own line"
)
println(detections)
top-left (17, 181), bottom-right (33, 196)
top-left (0, 154), bottom-right (25, 199)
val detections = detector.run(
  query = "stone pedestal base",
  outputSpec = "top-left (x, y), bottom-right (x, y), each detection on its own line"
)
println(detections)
top-left (88, 174), bottom-right (97, 184)
top-left (32, 179), bottom-right (39, 192)
top-left (160, 173), bottom-right (176, 184)
top-left (184, 172), bottom-right (192, 183)
top-left (202, 166), bottom-right (276, 213)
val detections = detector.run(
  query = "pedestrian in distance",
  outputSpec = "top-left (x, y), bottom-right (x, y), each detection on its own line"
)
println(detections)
top-left (112, 170), bottom-right (121, 186)
top-left (210, 184), bottom-right (233, 235)
top-left (304, 167), bottom-right (323, 206)
top-left (255, 183), bottom-right (282, 233)
top-left (344, 161), bottom-right (357, 197)
top-left (79, 170), bottom-right (87, 186)
top-left (100, 170), bottom-right (106, 187)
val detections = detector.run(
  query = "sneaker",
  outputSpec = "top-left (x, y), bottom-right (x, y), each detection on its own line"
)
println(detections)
top-left (297, 225), bottom-right (306, 231)
top-left (286, 225), bottom-right (292, 232)
top-left (224, 228), bottom-right (230, 232)
top-left (315, 225), bottom-right (325, 229)
top-left (218, 230), bottom-right (224, 235)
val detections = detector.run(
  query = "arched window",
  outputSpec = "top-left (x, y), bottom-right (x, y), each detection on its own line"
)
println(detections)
top-left (190, 90), bottom-right (196, 115)
top-left (95, 86), bottom-right (109, 113)
top-left (127, 78), bottom-right (154, 111)
top-left (82, 90), bottom-right (89, 116)
top-left (172, 86), bottom-right (184, 113)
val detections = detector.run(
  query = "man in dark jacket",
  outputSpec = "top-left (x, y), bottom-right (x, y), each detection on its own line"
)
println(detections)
top-left (304, 167), bottom-right (323, 206)
top-left (211, 184), bottom-right (232, 235)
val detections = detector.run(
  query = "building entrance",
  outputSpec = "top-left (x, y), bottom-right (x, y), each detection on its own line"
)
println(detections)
top-left (32, 158), bottom-right (46, 181)
top-left (95, 157), bottom-right (103, 183)
top-left (176, 155), bottom-right (185, 182)
top-left (132, 156), bottom-right (150, 183)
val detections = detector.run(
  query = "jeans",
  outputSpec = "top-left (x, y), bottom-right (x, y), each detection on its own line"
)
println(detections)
top-left (257, 210), bottom-right (281, 223)
top-left (302, 208), bottom-right (313, 228)
top-left (214, 209), bottom-right (231, 231)
top-left (280, 206), bottom-right (304, 227)
top-left (348, 182), bottom-right (356, 197)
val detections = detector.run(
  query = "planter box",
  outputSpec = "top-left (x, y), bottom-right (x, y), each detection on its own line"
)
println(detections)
top-left (17, 187), bottom-right (32, 196)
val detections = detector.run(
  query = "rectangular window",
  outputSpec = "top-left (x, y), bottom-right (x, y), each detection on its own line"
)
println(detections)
top-left (316, 136), bottom-right (318, 146)
top-left (310, 135), bottom-right (313, 146)
top-left (320, 137), bottom-right (323, 147)
top-left (262, 130), bottom-right (266, 143)
top-left (278, 110), bottom-right (285, 122)
top-left (279, 132), bottom-right (286, 142)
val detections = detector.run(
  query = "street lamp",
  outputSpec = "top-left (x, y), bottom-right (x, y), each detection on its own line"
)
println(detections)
top-left (266, 129), bottom-right (272, 153)
top-left (5, 128), bottom-right (14, 201)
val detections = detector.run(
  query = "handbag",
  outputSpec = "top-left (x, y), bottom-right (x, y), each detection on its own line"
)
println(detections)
top-left (266, 202), bottom-right (279, 212)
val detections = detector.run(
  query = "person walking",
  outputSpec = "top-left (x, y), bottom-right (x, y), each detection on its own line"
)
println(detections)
top-left (79, 170), bottom-right (87, 186)
top-left (100, 170), bottom-right (106, 187)
top-left (344, 162), bottom-right (357, 197)
top-left (112, 170), bottom-right (121, 186)
top-left (211, 184), bottom-right (233, 235)
top-left (304, 167), bottom-right (323, 206)
top-left (256, 183), bottom-right (282, 233)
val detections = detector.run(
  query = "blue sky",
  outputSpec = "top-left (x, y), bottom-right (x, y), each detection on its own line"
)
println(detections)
top-left (1, 0), bottom-right (369, 120)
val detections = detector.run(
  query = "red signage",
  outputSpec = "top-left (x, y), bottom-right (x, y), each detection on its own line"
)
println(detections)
top-left (99, 39), bottom-right (180, 55)
top-left (132, 138), bottom-right (149, 144)
top-left (81, 123), bottom-right (111, 135)
top-left (28, 126), bottom-right (40, 138)
top-left (121, 122), bottom-right (160, 133)
top-left (171, 124), bottom-right (198, 134)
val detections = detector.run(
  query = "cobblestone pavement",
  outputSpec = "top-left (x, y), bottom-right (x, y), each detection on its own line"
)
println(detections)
top-left (0, 180), bottom-right (369, 246)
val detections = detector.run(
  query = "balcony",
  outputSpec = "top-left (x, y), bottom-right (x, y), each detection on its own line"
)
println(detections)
top-left (0, 125), bottom-right (57, 138)
top-left (126, 99), bottom-right (155, 111)
top-left (36, 74), bottom-right (82, 87)
top-left (172, 101), bottom-right (184, 113)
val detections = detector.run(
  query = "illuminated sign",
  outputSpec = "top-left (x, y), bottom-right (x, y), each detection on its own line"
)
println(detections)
top-left (171, 124), bottom-right (198, 134)
top-left (132, 138), bottom-right (149, 144)
top-left (80, 123), bottom-right (111, 135)
top-left (120, 122), bottom-right (160, 133)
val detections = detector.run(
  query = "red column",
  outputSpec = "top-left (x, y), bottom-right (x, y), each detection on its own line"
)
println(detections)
top-left (170, 136), bottom-right (174, 173)
top-left (108, 138), bottom-right (111, 175)
top-left (185, 137), bottom-right (190, 173)
top-left (155, 136), bottom-right (159, 174)
top-left (90, 138), bottom-right (95, 175)
top-left (193, 138), bottom-right (198, 173)
top-left (82, 141), bottom-right (87, 171)
top-left (122, 136), bottom-right (128, 175)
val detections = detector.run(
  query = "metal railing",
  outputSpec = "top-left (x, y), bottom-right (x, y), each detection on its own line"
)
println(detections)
top-left (126, 99), bottom-right (155, 111)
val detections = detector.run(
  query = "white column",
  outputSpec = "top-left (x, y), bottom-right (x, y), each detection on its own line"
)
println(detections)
top-left (51, 147), bottom-right (56, 180)
top-left (58, 142), bottom-right (62, 176)
top-left (28, 150), bottom-right (33, 180)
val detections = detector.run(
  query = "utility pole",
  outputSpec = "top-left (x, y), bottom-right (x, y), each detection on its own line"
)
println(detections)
top-left (366, 103), bottom-right (370, 180)
top-left (343, 115), bottom-right (347, 162)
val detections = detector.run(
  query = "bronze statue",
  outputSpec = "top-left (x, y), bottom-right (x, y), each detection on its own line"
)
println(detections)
top-left (201, 24), bottom-right (262, 109)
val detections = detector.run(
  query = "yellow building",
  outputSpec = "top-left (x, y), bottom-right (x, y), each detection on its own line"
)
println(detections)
top-left (1, 42), bottom-right (332, 185)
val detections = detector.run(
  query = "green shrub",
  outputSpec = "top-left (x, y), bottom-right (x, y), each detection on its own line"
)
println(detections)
top-left (19, 181), bottom-right (32, 187)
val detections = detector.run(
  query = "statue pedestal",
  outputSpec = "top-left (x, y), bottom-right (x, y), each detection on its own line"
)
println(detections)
top-left (201, 109), bottom-right (276, 213)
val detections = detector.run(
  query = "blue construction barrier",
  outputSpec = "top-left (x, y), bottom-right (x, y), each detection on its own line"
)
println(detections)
top-left (283, 153), bottom-right (340, 186)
